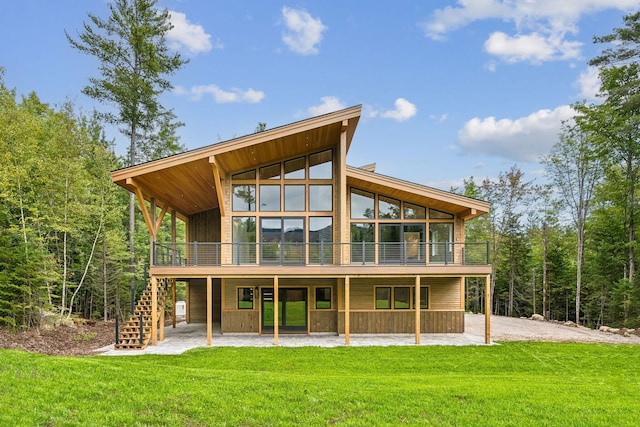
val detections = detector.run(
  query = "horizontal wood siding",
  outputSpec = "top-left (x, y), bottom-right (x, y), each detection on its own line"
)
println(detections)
top-left (428, 277), bottom-right (461, 310)
top-left (187, 278), bottom-right (221, 323)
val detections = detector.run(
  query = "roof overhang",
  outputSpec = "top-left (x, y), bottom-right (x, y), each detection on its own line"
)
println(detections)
top-left (112, 105), bottom-right (362, 217)
top-left (346, 166), bottom-right (489, 220)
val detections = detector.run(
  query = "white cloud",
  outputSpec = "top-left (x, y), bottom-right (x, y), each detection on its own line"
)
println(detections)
top-left (458, 105), bottom-right (575, 162)
top-left (380, 98), bottom-right (417, 122)
top-left (421, 0), bottom-right (636, 64)
top-left (575, 66), bottom-right (601, 100)
top-left (429, 113), bottom-right (448, 123)
top-left (180, 85), bottom-right (265, 103)
top-left (308, 96), bottom-right (346, 116)
top-left (281, 7), bottom-right (327, 55)
top-left (484, 31), bottom-right (581, 64)
top-left (167, 11), bottom-right (214, 55)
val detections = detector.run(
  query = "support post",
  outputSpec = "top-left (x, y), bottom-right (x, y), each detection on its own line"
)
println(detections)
top-left (172, 279), bottom-right (177, 328)
top-left (485, 274), bottom-right (491, 344)
top-left (274, 275), bottom-right (279, 346)
top-left (207, 275), bottom-right (212, 346)
top-left (151, 276), bottom-right (158, 346)
top-left (345, 276), bottom-right (350, 345)
top-left (185, 281), bottom-right (190, 323)
top-left (415, 276), bottom-right (421, 345)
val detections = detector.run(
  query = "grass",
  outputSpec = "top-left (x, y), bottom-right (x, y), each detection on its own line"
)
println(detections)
top-left (1, 343), bottom-right (639, 426)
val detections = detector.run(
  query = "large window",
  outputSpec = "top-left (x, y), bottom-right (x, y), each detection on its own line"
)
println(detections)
top-left (259, 185), bottom-right (280, 211)
top-left (351, 189), bottom-right (375, 219)
top-left (309, 185), bottom-right (332, 211)
top-left (379, 196), bottom-right (400, 219)
top-left (429, 223), bottom-right (453, 263)
top-left (232, 185), bottom-right (256, 211)
top-left (309, 217), bottom-right (333, 264)
top-left (351, 223), bottom-right (374, 263)
top-left (232, 217), bottom-right (256, 264)
top-left (309, 150), bottom-right (333, 179)
top-left (284, 185), bottom-right (305, 211)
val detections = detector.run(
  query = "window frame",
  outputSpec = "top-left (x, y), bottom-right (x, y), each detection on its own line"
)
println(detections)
top-left (315, 286), bottom-right (332, 309)
top-left (237, 287), bottom-right (254, 310)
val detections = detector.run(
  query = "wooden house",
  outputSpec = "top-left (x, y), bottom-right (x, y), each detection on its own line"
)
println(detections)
top-left (111, 105), bottom-right (492, 349)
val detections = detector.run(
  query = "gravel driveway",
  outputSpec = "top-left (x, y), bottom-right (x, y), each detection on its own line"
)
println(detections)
top-left (465, 313), bottom-right (640, 344)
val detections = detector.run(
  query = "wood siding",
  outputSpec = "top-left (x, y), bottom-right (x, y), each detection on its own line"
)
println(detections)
top-left (338, 310), bottom-right (464, 333)
top-left (187, 278), bottom-right (221, 323)
top-left (188, 208), bottom-right (221, 243)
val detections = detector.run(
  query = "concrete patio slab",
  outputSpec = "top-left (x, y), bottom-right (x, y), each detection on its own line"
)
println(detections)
top-left (98, 321), bottom-right (492, 356)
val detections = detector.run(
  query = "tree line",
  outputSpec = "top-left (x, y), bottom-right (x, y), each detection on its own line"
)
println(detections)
top-left (2, 3), bottom-right (640, 329)
top-left (462, 12), bottom-right (640, 329)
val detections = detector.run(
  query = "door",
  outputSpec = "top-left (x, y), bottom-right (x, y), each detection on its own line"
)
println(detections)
top-left (261, 288), bottom-right (308, 333)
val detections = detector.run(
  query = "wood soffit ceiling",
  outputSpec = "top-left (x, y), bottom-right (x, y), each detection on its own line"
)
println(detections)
top-left (111, 106), bottom-right (361, 217)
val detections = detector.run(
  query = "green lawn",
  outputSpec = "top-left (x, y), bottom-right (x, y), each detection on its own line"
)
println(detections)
top-left (1, 343), bottom-right (639, 426)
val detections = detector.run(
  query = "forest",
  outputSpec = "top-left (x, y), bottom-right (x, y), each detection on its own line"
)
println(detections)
top-left (2, 3), bottom-right (640, 329)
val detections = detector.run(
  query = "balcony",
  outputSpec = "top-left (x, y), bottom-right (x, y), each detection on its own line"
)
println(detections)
top-left (153, 241), bottom-right (490, 267)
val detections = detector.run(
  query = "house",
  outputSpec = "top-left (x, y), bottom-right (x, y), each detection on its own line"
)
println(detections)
top-left (111, 105), bottom-right (492, 349)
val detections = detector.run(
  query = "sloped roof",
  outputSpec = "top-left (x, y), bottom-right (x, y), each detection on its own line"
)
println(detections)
top-left (346, 166), bottom-right (489, 220)
top-left (112, 106), bottom-right (362, 217)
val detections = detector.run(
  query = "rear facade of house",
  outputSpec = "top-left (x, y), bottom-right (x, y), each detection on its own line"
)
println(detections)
top-left (111, 105), bottom-right (492, 348)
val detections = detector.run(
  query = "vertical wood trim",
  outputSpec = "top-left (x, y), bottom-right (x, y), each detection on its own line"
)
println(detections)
top-left (159, 295), bottom-right (165, 342)
top-left (460, 277), bottom-right (465, 309)
top-left (485, 274), bottom-right (491, 344)
top-left (345, 276), bottom-right (350, 345)
top-left (150, 198), bottom-right (156, 266)
top-left (221, 278), bottom-right (226, 334)
top-left (339, 127), bottom-right (349, 265)
top-left (207, 275), bottom-right (212, 346)
top-left (415, 276), bottom-right (421, 345)
top-left (172, 279), bottom-right (176, 328)
top-left (151, 276), bottom-right (158, 346)
top-left (258, 286), bottom-right (263, 336)
top-left (185, 281), bottom-right (190, 323)
top-left (274, 276), bottom-right (279, 346)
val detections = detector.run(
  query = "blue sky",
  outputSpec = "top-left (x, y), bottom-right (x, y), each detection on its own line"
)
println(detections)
top-left (0, 1), bottom-right (636, 190)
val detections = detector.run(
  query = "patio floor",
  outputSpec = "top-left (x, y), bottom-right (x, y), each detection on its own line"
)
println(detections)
top-left (98, 321), bottom-right (493, 356)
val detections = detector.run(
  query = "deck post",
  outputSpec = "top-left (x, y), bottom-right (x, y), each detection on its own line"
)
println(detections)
top-left (172, 279), bottom-right (176, 328)
top-left (415, 276), bottom-right (421, 345)
top-left (345, 276), bottom-right (350, 345)
top-left (274, 275), bottom-right (279, 346)
top-left (151, 275), bottom-right (158, 346)
top-left (207, 275), bottom-right (212, 346)
top-left (485, 274), bottom-right (491, 344)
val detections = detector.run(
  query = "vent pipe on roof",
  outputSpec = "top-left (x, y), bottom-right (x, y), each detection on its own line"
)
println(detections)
top-left (359, 163), bottom-right (376, 172)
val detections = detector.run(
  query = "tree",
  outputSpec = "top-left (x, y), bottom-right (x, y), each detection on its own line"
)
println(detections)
top-left (66, 0), bottom-right (187, 312)
top-left (480, 166), bottom-right (535, 316)
top-left (589, 12), bottom-right (640, 284)
top-left (542, 118), bottom-right (604, 324)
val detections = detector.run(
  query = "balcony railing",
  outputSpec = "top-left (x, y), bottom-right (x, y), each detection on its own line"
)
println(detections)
top-left (153, 241), bottom-right (490, 267)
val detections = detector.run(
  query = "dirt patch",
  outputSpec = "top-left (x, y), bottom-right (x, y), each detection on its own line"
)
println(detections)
top-left (0, 321), bottom-right (116, 356)
top-left (465, 313), bottom-right (640, 345)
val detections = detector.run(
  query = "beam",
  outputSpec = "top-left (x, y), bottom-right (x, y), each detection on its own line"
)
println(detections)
top-left (415, 276), bottom-right (421, 345)
top-left (155, 204), bottom-right (168, 234)
top-left (345, 276), bottom-right (350, 346)
top-left (207, 275), bottom-right (212, 346)
top-left (209, 156), bottom-right (226, 217)
top-left (127, 178), bottom-right (155, 236)
top-left (461, 208), bottom-right (478, 221)
top-left (485, 274), bottom-right (491, 344)
top-left (274, 275), bottom-right (279, 346)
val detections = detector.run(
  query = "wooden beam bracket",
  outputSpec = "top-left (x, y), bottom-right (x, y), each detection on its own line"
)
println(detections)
top-left (209, 156), bottom-right (226, 217)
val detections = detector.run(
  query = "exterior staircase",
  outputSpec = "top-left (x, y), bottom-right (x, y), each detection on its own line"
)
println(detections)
top-left (115, 279), bottom-right (168, 350)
